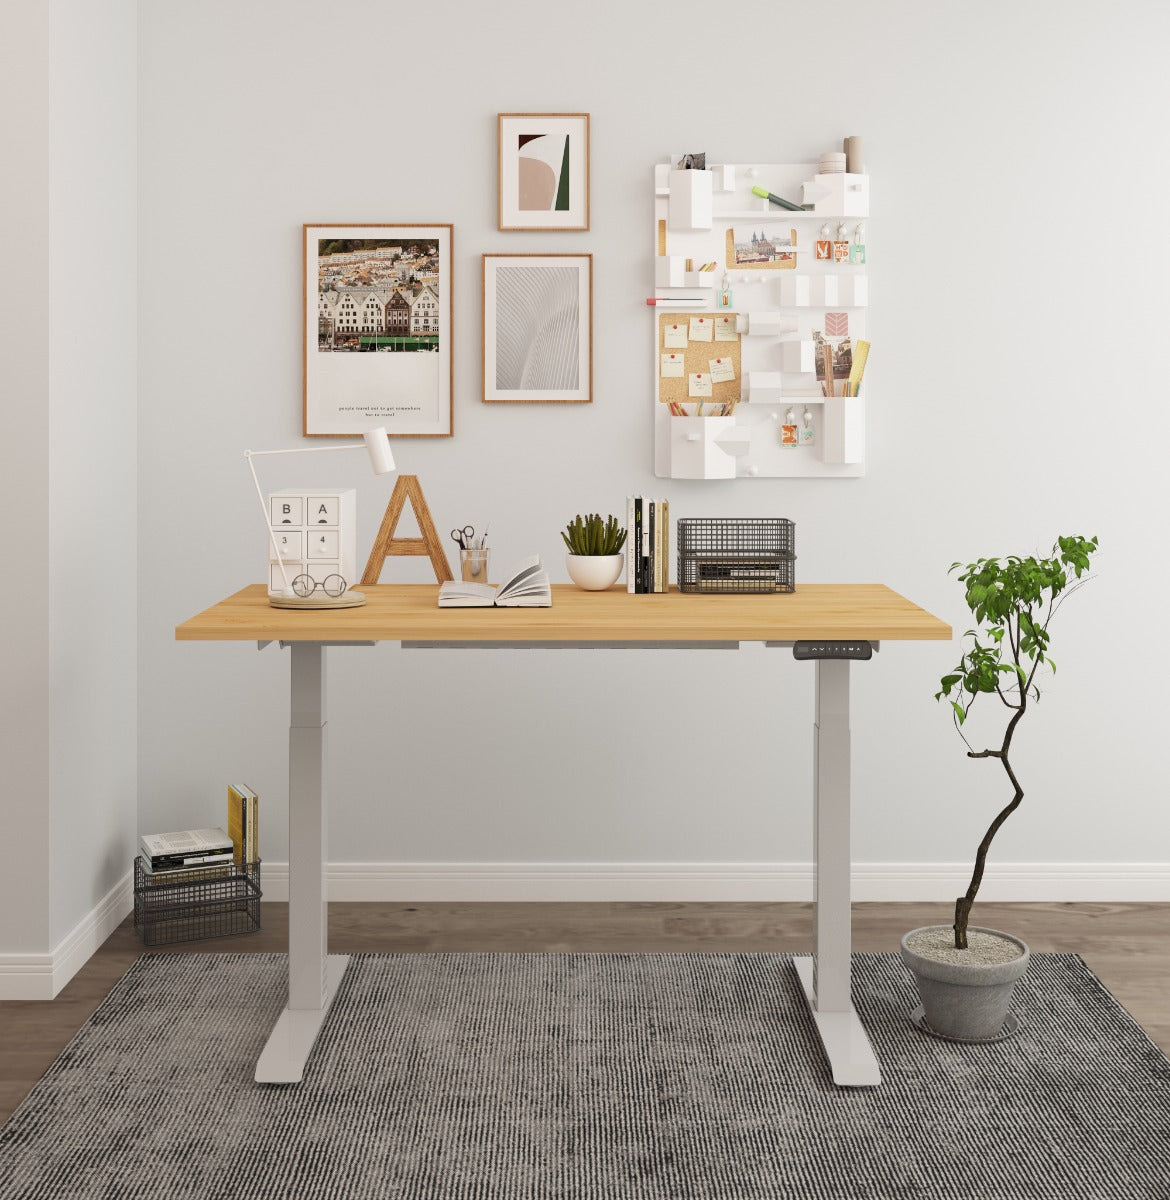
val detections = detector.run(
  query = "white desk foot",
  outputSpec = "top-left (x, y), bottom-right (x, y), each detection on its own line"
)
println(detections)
top-left (793, 956), bottom-right (881, 1087)
top-left (256, 954), bottom-right (350, 1084)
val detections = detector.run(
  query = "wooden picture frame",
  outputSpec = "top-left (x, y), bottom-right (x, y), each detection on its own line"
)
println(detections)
top-left (304, 223), bottom-right (453, 437)
top-left (482, 254), bottom-right (592, 404)
top-left (498, 113), bottom-right (590, 232)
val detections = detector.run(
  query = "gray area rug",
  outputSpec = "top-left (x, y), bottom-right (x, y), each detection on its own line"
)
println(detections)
top-left (2, 953), bottom-right (1169, 1199)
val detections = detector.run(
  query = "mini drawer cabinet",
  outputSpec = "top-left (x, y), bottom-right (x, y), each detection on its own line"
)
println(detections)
top-left (267, 488), bottom-right (356, 595)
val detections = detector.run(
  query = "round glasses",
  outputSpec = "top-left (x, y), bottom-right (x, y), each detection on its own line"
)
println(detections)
top-left (291, 572), bottom-right (348, 599)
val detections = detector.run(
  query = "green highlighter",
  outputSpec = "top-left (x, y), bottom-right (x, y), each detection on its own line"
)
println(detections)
top-left (751, 185), bottom-right (805, 212)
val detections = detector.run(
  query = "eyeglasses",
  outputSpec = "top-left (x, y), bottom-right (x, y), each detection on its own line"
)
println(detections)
top-left (291, 572), bottom-right (348, 599)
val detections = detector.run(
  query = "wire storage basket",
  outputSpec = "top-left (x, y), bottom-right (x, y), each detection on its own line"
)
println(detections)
top-left (676, 518), bottom-right (796, 594)
top-left (134, 857), bottom-right (261, 946)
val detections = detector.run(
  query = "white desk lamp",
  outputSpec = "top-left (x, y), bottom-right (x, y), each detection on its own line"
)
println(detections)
top-left (246, 427), bottom-right (396, 609)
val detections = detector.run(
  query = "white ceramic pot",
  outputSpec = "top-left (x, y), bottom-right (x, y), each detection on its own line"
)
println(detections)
top-left (566, 553), bottom-right (624, 591)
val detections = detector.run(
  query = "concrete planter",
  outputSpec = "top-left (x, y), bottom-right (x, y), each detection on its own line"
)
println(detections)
top-left (900, 926), bottom-right (1029, 1042)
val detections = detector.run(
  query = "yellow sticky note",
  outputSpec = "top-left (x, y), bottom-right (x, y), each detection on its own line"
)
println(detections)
top-left (688, 372), bottom-right (713, 398)
top-left (663, 323), bottom-right (688, 349)
top-left (689, 316), bottom-right (714, 342)
top-left (709, 357), bottom-right (735, 383)
top-left (661, 353), bottom-right (685, 378)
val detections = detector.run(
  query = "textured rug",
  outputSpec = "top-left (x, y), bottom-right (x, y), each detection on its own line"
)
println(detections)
top-left (2, 953), bottom-right (1169, 1200)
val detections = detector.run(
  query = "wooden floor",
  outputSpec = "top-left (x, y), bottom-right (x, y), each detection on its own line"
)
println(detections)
top-left (1, 900), bottom-right (1167, 1122)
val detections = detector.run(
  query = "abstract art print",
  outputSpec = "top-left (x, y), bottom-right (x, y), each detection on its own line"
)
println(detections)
top-left (482, 254), bottom-right (592, 403)
top-left (498, 114), bottom-right (589, 231)
top-left (303, 224), bottom-right (453, 437)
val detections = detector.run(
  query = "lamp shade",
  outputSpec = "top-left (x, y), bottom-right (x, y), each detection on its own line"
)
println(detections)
top-left (363, 427), bottom-right (396, 475)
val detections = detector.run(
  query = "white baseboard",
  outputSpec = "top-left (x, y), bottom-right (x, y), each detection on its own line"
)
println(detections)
top-left (3, 862), bottom-right (1164, 999)
top-left (256, 861), bottom-right (1170, 904)
top-left (0, 867), bottom-right (133, 1000)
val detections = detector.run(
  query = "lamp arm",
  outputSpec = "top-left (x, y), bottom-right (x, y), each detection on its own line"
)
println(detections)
top-left (246, 450), bottom-right (293, 594)
top-left (245, 443), bottom-right (365, 458)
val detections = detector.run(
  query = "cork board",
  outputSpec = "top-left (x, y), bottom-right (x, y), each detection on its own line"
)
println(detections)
top-left (724, 226), bottom-right (798, 270)
top-left (657, 312), bottom-right (741, 407)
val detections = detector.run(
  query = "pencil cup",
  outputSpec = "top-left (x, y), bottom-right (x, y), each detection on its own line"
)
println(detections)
top-left (460, 548), bottom-right (489, 583)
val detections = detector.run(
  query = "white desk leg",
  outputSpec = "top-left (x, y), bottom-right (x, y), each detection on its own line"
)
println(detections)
top-left (255, 642), bottom-right (349, 1084)
top-left (793, 657), bottom-right (882, 1087)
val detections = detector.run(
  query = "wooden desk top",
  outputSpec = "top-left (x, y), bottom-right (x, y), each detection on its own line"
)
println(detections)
top-left (176, 584), bottom-right (951, 644)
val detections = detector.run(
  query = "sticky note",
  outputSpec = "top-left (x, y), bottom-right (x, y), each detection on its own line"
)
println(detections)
top-left (689, 316), bottom-right (714, 341)
top-left (689, 373), bottom-right (713, 398)
top-left (661, 353), bottom-right (684, 378)
top-left (714, 316), bottom-right (737, 340)
top-left (709, 357), bottom-right (735, 383)
top-left (663, 323), bottom-right (688, 349)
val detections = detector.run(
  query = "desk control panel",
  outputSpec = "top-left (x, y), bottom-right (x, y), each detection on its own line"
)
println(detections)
top-left (793, 640), bottom-right (873, 661)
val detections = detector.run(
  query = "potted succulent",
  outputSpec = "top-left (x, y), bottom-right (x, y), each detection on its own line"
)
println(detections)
top-left (561, 513), bottom-right (627, 590)
top-left (901, 534), bottom-right (1098, 1041)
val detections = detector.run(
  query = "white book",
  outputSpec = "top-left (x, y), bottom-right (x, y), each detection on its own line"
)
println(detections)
top-left (438, 555), bottom-right (551, 608)
top-left (139, 828), bottom-right (234, 862)
top-left (141, 854), bottom-right (235, 875)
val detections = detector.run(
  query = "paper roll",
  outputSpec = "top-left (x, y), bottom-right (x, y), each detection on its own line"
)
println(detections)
top-left (844, 135), bottom-right (864, 174)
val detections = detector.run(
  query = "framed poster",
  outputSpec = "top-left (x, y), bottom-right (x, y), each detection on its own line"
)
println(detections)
top-left (304, 224), bottom-right (453, 437)
top-left (483, 254), bottom-right (592, 404)
top-left (484, 253), bottom-right (595, 403)
top-left (498, 114), bottom-right (590, 231)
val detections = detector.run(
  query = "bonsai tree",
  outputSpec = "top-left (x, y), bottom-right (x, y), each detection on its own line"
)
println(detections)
top-left (561, 513), bottom-right (627, 557)
top-left (936, 535), bottom-right (1098, 950)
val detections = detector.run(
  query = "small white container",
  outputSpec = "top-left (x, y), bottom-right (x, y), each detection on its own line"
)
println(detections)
top-left (668, 169), bottom-right (713, 231)
top-left (655, 256), bottom-right (687, 287)
top-left (669, 416), bottom-right (737, 479)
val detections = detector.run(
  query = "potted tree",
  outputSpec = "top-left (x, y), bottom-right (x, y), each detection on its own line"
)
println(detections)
top-left (900, 534), bottom-right (1098, 1041)
top-left (561, 513), bottom-right (628, 590)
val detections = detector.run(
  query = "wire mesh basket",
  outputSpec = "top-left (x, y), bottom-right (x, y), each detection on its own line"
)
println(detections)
top-left (134, 857), bottom-right (261, 946)
top-left (676, 518), bottom-right (796, 594)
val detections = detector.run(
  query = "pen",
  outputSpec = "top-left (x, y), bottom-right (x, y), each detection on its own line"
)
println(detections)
top-left (750, 185), bottom-right (805, 212)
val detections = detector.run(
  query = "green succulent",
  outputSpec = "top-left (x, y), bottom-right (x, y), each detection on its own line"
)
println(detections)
top-left (561, 513), bottom-right (627, 556)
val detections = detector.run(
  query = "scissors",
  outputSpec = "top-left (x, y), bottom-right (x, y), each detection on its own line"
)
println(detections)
top-left (450, 525), bottom-right (475, 550)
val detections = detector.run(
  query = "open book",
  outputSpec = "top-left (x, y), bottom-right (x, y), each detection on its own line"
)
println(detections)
top-left (438, 555), bottom-right (551, 608)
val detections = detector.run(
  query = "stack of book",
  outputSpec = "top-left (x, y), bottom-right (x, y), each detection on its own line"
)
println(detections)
top-left (138, 828), bottom-right (235, 875)
top-left (227, 783), bottom-right (260, 866)
top-left (625, 496), bottom-right (671, 593)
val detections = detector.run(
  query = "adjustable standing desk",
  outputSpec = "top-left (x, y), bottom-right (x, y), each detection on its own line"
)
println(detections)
top-left (176, 583), bottom-right (950, 1087)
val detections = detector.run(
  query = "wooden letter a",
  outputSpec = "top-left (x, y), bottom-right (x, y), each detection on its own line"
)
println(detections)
top-left (360, 474), bottom-right (453, 585)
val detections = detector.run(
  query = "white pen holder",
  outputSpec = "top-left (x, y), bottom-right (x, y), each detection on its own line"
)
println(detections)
top-left (668, 416), bottom-right (738, 480)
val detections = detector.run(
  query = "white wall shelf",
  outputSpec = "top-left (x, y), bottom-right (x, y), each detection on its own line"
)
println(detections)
top-left (652, 157), bottom-right (870, 479)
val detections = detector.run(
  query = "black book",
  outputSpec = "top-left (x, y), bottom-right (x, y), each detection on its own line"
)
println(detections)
top-left (645, 498), bottom-right (655, 594)
top-left (634, 497), bottom-right (643, 594)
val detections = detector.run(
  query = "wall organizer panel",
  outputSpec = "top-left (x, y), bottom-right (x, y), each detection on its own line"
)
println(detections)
top-left (651, 159), bottom-right (870, 479)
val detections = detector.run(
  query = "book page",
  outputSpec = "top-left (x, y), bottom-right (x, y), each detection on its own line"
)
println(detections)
top-left (496, 555), bottom-right (542, 599)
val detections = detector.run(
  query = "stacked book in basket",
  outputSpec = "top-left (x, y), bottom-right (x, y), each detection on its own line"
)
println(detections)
top-left (133, 785), bottom-right (261, 946)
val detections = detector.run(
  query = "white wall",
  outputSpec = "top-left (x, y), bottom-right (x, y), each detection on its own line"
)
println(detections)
top-left (137, 0), bottom-right (1170, 894)
top-left (0, 2), bottom-right (52, 955)
top-left (48, 0), bottom-right (138, 947)
top-left (0, 0), bottom-right (137, 986)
